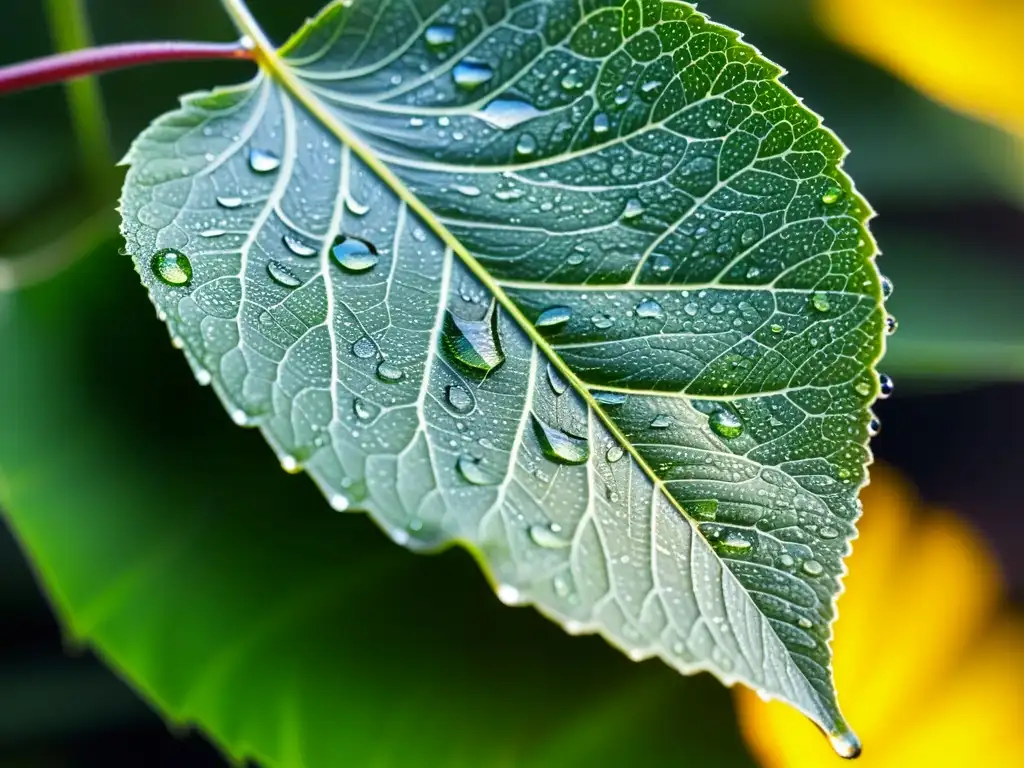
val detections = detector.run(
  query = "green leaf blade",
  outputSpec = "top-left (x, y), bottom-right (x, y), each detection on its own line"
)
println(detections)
top-left (120, 0), bottom-right (885, 755)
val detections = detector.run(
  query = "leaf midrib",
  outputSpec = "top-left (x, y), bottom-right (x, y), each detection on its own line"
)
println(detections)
top-left (218, 0), bottom-right (840, 731)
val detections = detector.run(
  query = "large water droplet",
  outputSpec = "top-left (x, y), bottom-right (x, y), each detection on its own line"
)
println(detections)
top-left (592, 391), bottom-right (626, 406)
top-left (635, 298), bottom-right (663, 319)
top-left (457, 454), bottom-right (493, 485)
top-left (351, 336), bottom-right (377, 359)
top-left (376, 361), bottom-right (405, 383)
top-left (529, 524), bottom-right (570, 549)
top-left (442, 301), bottom-right (505, 374)
top-left (217, 195), bottom-right (243, 209)
top-left (151, 249), bottom-right (193, 286)
top-left (249, 148), bottom-right (281, 173)
top-left (477, 98), bottom-right (540, 130)
top-left (709, 408), bottom-right (743, 439)
top-left (283, 233), bottom-right (317, 257)
top-left (537, 306), bottom-right (572, 328)
top-left (828, 729), bottom-right (862, 760)
top-left (425, 24), bottom-right (456, 48)
top-left (532, 413), bottom-right (589, 465)
top-left (332, 236), bottom-right (379, 272)
top-left (453, 59), bottom-right (494, 90)
top-left (267, 259), bottom-right (301, 288)
top-left (445, 383), bottom-right (474, 414)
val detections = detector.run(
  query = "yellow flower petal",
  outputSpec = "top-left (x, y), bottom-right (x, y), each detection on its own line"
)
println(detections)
top-left (815, 0), bottom-right (1024, 139)
top-left (736, 466), bottom-right (1014, 766)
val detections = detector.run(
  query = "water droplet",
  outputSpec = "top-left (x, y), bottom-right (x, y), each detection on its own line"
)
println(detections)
top-left (592, 391), bottom-right (626, 406)
top-left (802, 559), bottom-right (824, 576)
top-left (200, 228), bottom-right (226, 238)
top-left (623, 199), bottom-right (645, 219)
top-left (684, 302), bottom-right (699, 317)
top-left (811, 292), bottom-right (831, 313)
top-left (547, 363), bottom-right (568, 395)
top-left (454, 184), bottom-right (482, 197)
top-left (445, 384), bottom-right (474, 414)
top-left (532, 413), bottom-right (589, 465)
top-left (217, 195), bottom-right (243, 209)
top-left (351, 336), bottom-right (377, 359)
top-left (591, 313), bottom-right (615, 329)
top-left (741, 228), bottom-right (759, 246)
top-left (886, 315), bottom-right (898, 335)
top-left (778, 553), bottom-right (795, 568)
top-left (477, 98), bottom-right (540, 129)
top-left (536, 306), bottom-right (572, 328)
top-left (652, 255), bottom-right (672, 273)
top-left (452, 59), bottom-right (494, 90)
top-left (457, 454), bottom-right (493, 485)
top-left (353, 398), bottom-right (374, 420)
top-left (635, 298), bottom-right (663, 319)
top-left (650, 414), bottom-right (673, 429)
top-left (716, 533), bottom-right (752, 553)
top-left (529, 524), bottom-right (569, 549)
top-left (248, 148), bottom-right (281, 173)
top-left (878, 372), bottom-right (894, 399)
top-left (828, 729), bottom-right (862, 760)
top-left (606, 445), bottom-right (624, 463)
top-left (497, 584), bottom-right (523, 606)
top-left (332, 235), bottom-right (379, 272)
top-left (425, 23), bottom-right (456, 48)
top-left (442, 301), bottom-right (505, 374)
top-left (821, 185), bottom-right (843, 205)
top-left (282, 233), bottom-right (317, 257)
top-left (345, 197), bottom-right (369, 216)
top-left (267, 260), bottom-right (301, 288)
top-left (797, 617), bottom-right (813, 629)
top-left (868, 417), bottom-right (882, 437)
top-left (770, 323), bottom-right (784, 334)
top-left (515, 133), bottom-right (538, 157)
top-left (151, 249), bottom-right (193, 286)
top-left (376, 361), bottom-right (405, 383)
top-left (709, 409), bottom-right (743, 439)
top-left (280, 455), bottom-right (299, 473)
top-left (330, 493), bottom-right (350, 512)
top-left (881, 275), bottom-right (894, 299)
top-left (820, 526), bottom-right (840, 539)
top-left (593, 112), bottom-right (610, 134)
top-left (561, 72), bottom-right (584, 91)
top-left (855, 381), bottom-right (872, 397)
top-left (640, 80), bottom-right (661, 94)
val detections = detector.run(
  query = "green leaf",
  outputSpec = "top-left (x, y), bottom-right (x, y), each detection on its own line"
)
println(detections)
top-left (0, 239), bottom-right (755, 767)
top-left (118, 0), bottom-right (885, 755)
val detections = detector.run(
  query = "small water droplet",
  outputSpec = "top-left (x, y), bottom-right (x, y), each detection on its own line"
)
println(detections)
top-left (652, 255), bottom-right (672, 273)
top-left (536, 306), bottom-right (572, 328)
top-left (330, 493), bottom-right (351, 512)
top-left (546, 363), bottom-right (568, 395)
top-left (591, 313), bottom-right (615, 329)
top-left (452, 59), bottom-right (494, 90)
top-left (778, 553), bottom-right (795, 568)
top-left (280, 455), bottom-right (299, 473)
top-left (811, 292), bottom-right (831, 313)
top-left (802, 559), bottom-right (824, 576)
top-left (592, 391), bottom-right (626, 407)
top-left (283, 233), bottom-right (317, 257)
top-left (445, 384), bottom-right (474, 414)
top-left (217, 195), bottom-right (242, 209)
top-left (821, 184), bottom-right (843, 205)
top-left (855, 381), bottom-right (872, 397)
top-left (820, 526), bottom-right (840, 539)
top-left (741, 228), bottom-right (759, 246)
top-left (878, 373), bottom-right (894, 399)
top-left (497, 584), bottom-right (523, 606)
top-left (200, 228), bottom-right (226, 238)
top-left (635, 298), bottom-right (663, 319)
top-left (640, 80), bottom-right (661, 94)
top-left (684, 302), bottom-right (699, 317)
top-left (443, 300), bottom-right (505, 374)
top-left (353, 398), bottom-right (374, 421)
top-left (332, 235), bottom-right (379, 272)
top-left (561, 72), bottom-right (584, 91)
top-left (606, 445), bottom-right (624, 463)
top-left (515, 133), bottom-right (538, 157)
top-left (623, 198), bottom-right (645, 219)
top-left (650, 414), bottom-right (673, 429)
top-left (868, 417), bottom-right (881, 437)
top-left (716, 533), bottom-right (752, 553)
top-left (376, 361), bottom-right (405, 383)
top-left (881, 275), bottom-right (894, 299)
top-left (425, 23), bottom-right (456, 48)
top-left (593, 112), bottom-right (610, 134)
top-left (770, 323), bottom-right (784, 334)
top-left (529, 524), bottom-right (570, 549)
top-left (248, 148), bottom-right (281, 173)
top-left (345, 197), bottom-right (369, 216)
top-left (455, 184), bottom-right (482, 197)
top-left (151, 249), bottom-right (193, 286)
top-left (828, 729), bottom-right (862, 760)
top-left (351, 336), bottom-right (377, 359)
top-left (267, 260), bottom-right (301, 288)
top-left (457, 454), bottom-right (493, 485)
top-left (532, 413), bottom-right (589, 465)
top-left (797, 617), bottom-right (814, 629)
top-left (709, 408), bottom-right (743, 439)
top-left (885, 315), bottom-right (898, 335)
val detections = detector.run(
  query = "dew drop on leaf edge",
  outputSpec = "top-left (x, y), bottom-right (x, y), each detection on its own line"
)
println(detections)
top-left (151, 249), bottom-right (192, 286)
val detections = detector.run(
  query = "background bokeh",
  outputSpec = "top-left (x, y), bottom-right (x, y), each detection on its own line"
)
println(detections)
top-left (0, 0), bottom-right (1021, 765)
